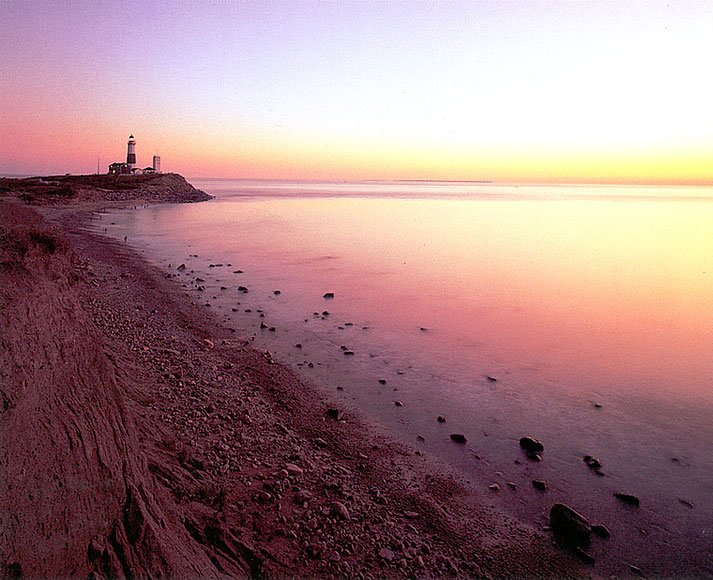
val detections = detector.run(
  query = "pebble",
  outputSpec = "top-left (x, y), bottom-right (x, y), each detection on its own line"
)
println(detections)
top-left (532, 479), bottom-right (547, 491)
top-left (323, 292), bottom-right (335, 299)
top-left (489, 483), bottom-right (500, 491)
top-left (332, 502), bottom-right (350, 520)
top-left (614, 493), bottom-right (640, 507)
top-left (285, 463), bottom-right (303, 476)
top-left (519, 436), bottom-right (544, 453)
top-left (394, 401), bottom-right (403, 407)
top-left (378, 548), bottom-right (395, 562)
top-left (437, 416), bottom-right (446, 423)
top-left (450, 433), bottom-right (467, 444)
top-left (326, 409), bottom-right (343, 421)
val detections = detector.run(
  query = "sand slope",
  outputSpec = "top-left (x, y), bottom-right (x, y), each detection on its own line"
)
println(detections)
top-left (1, 201), bottom-right (251, 577)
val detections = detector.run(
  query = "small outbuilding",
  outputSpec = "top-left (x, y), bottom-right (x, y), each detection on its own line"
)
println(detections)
top-left (108, 162), bottom-right (130, 175)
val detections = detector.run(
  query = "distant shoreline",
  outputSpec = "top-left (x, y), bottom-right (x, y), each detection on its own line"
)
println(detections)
top-left (186, 176), bottom-right (712, 187)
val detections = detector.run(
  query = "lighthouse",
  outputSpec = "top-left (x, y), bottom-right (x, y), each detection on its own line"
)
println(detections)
top-left (126, 134), bottom-right (136, 170)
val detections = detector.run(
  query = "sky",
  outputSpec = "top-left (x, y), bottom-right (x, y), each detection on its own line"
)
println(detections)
top-left (2, 0), bottom-right (712, 183)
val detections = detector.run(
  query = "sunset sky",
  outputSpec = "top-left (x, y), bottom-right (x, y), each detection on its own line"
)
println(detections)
top-left (2, 0), bottom-right (712, 183)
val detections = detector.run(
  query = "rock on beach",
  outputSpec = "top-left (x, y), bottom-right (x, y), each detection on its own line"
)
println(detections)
top-left (614, 493), bottom-right (640, 507)
top-left (550, 504), bottom-right (591, 548)
top-left (519, 436), bottom-right (544, 453)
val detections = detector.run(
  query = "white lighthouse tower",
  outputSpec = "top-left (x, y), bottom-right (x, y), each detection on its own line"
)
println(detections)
top-left (126, 134), bottom-right (136, 171)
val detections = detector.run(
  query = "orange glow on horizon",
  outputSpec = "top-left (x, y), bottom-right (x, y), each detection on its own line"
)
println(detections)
top-left (3, 2), bottom-right (711, 186)
top-left (171, 139), bottom-right (713, 186)
top-left (3, 108), bottom-right (711, 185)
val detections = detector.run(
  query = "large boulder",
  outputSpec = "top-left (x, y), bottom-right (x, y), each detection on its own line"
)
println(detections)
top-left (549, 504), bottom-right (592, 548)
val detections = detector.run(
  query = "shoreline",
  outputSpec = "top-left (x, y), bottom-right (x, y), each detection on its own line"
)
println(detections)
top-left (85, 183), bottom-right (713, 579)
top-left (1, 176), bottom-right (585, 578)
top-left (96, 193), bottom-right (713, 580)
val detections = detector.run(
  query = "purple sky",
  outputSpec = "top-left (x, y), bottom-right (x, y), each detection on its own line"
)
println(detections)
top-left (2, 0), bottom-right (712, 182)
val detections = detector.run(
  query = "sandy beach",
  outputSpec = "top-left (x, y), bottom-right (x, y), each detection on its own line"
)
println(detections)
top-left (0, 175), bottom-right (590, 579)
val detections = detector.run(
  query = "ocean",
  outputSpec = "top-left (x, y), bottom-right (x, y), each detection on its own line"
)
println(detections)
top-left (96, 179), bottom-right (712, 575)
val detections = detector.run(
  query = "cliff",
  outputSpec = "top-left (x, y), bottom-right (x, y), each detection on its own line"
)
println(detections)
top-left (0, 173), bottom-right (212, 205)
top-left (0, 201), bottom-right (250, 578)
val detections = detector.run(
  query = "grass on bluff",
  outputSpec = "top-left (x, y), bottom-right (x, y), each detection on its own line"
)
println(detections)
top-left (0, 173), bottom-right (186, 205)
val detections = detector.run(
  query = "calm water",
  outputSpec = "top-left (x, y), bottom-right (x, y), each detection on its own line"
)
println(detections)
top-left (99, 180), bottom-right (713, 577)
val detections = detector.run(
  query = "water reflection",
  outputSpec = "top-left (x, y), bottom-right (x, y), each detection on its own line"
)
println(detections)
top-left (105, 182), bottom-right (713, 575)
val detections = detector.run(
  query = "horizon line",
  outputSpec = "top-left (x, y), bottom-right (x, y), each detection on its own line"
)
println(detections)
top-left (2, 172), bottom-right (712, 188)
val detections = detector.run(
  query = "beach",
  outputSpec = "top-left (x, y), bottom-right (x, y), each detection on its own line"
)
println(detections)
top-left (95, 178), bottom-right (713, 578)
top-left (1, 175), bottom-right (590, 579)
